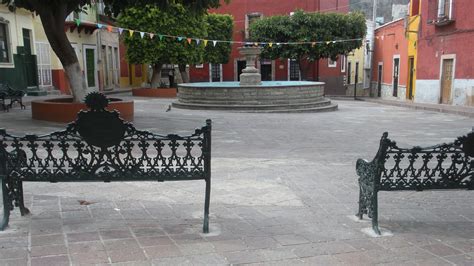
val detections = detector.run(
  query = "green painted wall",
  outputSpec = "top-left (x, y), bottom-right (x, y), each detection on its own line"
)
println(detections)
top-left (0, 46), bottom-right (38, 90)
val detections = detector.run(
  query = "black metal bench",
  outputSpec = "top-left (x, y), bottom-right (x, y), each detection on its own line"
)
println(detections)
top-left (0, 84), bottom-right (26, 111)
top-left (356, 132), bottom-right (473, 235)
top-left (0, 93), bottom-right (212, 233)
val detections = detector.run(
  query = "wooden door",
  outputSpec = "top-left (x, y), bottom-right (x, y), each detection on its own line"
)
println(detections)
top-left (83, 45), bottom-right (97, 89)
top-left (377, 64), bottom-right (383, 97)
top-left (440, 58), bottom-right (454, 104)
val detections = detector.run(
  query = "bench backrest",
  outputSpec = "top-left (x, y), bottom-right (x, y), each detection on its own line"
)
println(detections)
top-left (0, 93), bottom-right (211, 182)
top-left (373, 132), bottom-right (473, 191)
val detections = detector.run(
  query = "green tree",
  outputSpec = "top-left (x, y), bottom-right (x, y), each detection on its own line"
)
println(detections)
top-left (118, 3), bottom-right (207, 86)
top-left (250, 10), bottom-right (366, 80)
top-left (204, 14), bottom-right (233, 64)
top-left (1, 0), bottom-right (225, 102)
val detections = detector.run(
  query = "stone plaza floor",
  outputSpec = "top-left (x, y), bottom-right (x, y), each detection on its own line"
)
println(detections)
top-left (0, 95), bottom-right (473, 265)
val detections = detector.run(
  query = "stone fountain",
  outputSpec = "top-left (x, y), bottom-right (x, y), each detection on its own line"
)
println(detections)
top-left (172, 46), bottom-right (337, 113)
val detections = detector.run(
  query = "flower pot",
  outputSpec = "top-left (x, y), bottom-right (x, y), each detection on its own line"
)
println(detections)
top-left (132, 88), bottom-right (177, 98)
top-left (31, 97), bottom-right (134, 123)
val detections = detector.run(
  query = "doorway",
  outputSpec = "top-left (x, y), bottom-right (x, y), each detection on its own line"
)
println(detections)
top-left (377, 63), bottom-right (383, 97)
top-left (392, 57), bottom-right (400, 97)
top-left (260, 59), bottom-right (272, 81)
top-left (440, 58), bottom-right (454, 104)
top-left (83, 45), bottom-right (98, 90)
top-left (347, 61), bottom-right (352, 85)
top-left (237, 60), bottom-right (246, 81)
top-left (22, 28), bottom-right (37, 88)
top-left (407, 57), bottom-right (415, 100)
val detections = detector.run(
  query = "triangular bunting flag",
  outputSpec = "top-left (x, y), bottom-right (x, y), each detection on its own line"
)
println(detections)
top-left (107, 25), bottom-right (113, 32)
top-left (204, 39), bottom-right (208, 47)
top-left (254, 42), bottom-right (259, 46)
top-left (269, 42), bottom-right (273, 47)
top-left (311, 42), bottom-right (316, 47)
top-left (177, 37), bottom-right (183, 41)
top-left (213, 40), bottom-right (217, 46)
top-left (118, 28), bottom-right (124, 35)
top-left (187, 38), bottom-right (192, 44)
top-left (97, 23), bottom-right (103, 29)
top-left (129, 30), bottom-right (134, 37)
top-left (196, 39), bottom-right (201, 45)
top-left (332, 41), bottom-right (336, 44)
top-left (149, 33), bottom-right (155, 39)
top-left (276, 43), bottom-right (281, 46)
top-left (75, 19), bottom-right (81, 27)
top-left (140, 32), bottom-right (145, 38)
top-left (326, 41), bottom-right (331, 45)
top-left (159, 35), bottom-right (164, 41)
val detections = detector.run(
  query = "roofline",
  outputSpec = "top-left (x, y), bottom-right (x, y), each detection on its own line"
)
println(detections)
top-left (375, 17), bottom-right (405, 31)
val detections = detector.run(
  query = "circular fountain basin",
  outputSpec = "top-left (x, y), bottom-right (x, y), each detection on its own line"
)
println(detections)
top-left (173, 81), bottom-right (337, 113)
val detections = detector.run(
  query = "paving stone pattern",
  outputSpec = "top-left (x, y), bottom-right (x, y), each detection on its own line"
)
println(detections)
top-left (0, 95), bottom-right (473, 265)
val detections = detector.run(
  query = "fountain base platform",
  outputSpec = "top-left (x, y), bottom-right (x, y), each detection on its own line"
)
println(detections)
top-left (173, 81), bottom-right (337, 113)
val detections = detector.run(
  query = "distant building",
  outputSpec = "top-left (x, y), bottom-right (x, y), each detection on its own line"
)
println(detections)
top-left (416, 0), bottom-right (473, 106)
top-left (189, 0), bottom-right (350, 95)
top-left (371, 18), bottom-right (408, 100)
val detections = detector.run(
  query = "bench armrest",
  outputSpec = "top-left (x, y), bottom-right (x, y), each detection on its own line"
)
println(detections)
top-left (356, 158), bottom-right (378, 188)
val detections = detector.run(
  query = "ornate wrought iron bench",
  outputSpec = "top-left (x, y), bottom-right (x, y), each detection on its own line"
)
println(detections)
top-left (0, 84), bottom-right (26, 111)
top-left (0, 93), bottom-right (212, 233)
top-left (356, 132), bottom-right (473, 235)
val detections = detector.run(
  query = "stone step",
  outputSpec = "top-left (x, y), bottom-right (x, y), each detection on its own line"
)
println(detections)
top-left (172, 99), bottom-right (335, 112)
top-left (178, 96), bottom-right (329, 106)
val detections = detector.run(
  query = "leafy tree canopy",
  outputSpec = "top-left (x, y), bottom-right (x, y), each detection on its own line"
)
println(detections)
top-left (250, 10), bottom-right (366, 62)
top-left (118, 3), bottom-right (207, 66)
top-left (204, 13), bottom-right (234, 64)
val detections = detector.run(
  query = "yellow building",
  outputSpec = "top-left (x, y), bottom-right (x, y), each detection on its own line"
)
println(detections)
top-left (0, 6), bottom-right (38, 91)
top-left (405, 0), bottom-right (420, 100)
top-left (346, 46), bottom-right (366, 96)
top-left (346, 20), bottom-right (373, 97)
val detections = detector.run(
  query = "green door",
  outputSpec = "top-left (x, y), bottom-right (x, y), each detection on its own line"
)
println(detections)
top-left (21, 29), bottom-right (38, 88)
top-left (85, 48), bottom-right (96, 88)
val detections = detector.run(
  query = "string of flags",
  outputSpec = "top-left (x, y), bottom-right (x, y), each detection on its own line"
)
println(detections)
top-left (75, 19), bottom-right (363, 47)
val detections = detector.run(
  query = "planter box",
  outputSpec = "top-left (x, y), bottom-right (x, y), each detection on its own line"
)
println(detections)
top-left (32, 97), bottom-right (134, 123)
top-left (132, 88), bottom-right (177, 98)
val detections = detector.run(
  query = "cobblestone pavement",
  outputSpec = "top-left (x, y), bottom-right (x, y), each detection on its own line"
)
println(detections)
top-left (0, 95), bottom-right (473, 265)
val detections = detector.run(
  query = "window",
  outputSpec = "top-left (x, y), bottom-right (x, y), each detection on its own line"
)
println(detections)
top-left (437, 0), bottom-right (452, 19)
top-left (328, 58), bottom-right (337, 68)
top-left (341, 55), bottom-right (346, 72)
top-left (0, 22), bottom-right (11, 63)
top-left (210, 63), bottom-right (222, 82)
top-left (289, 59), bottom-right (300, 81)
top-left (36, 42), bottom-right (52, 87)
top-left (245, 13), bottom-right (262, 39)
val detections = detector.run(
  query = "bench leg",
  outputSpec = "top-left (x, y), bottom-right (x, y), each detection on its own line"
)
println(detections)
top-left (371, 192), bottom-right (381, 235)
top-left (356, 186), bottom-right (365, 220)
top-left (203, 179), bottom-right (210, 233)
top-left (17, 181), bottom-right (30, 216)
top-left (1, 178), bottom-right (11, 231)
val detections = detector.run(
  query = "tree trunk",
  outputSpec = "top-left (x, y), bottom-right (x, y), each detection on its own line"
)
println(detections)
top-left (178, 64), bottom-right (189, 83)
top-left (150, 64), bottom-right (162, 88)
top-left (38, 5), bottom-right (87, 102)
